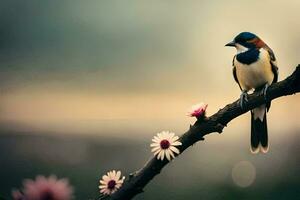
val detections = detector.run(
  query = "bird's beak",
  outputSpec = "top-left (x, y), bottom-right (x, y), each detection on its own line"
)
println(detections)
top-left (225, 41), bottom-right (236, 47)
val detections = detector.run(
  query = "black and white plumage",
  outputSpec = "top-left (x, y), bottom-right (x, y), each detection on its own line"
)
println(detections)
top-left (226, 32), bottom-right (278, 153)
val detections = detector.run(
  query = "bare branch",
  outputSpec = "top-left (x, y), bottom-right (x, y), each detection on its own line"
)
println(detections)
top-left (103, 65), bottom-right (300, 200)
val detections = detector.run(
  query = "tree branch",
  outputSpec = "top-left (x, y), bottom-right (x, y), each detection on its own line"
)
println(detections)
top-left (103, 65), bottom-right (300, 200)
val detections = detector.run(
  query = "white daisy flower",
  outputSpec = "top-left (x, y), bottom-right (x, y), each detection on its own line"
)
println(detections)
top-left (150, 131), bottom-right (182, 161)
top-left (99, 170), bottom-right (125, 195)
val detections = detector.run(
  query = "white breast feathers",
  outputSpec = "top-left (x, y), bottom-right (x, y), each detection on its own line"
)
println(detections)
top-left (234, 48), bottom-right (274, 91)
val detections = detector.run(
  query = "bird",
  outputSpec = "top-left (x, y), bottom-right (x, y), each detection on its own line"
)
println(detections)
top-left (225, 32), bottom-right (278, 153)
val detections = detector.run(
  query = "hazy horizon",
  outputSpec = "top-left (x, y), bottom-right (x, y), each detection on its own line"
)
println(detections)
top-left (1, 0), bottom-right (300, 138)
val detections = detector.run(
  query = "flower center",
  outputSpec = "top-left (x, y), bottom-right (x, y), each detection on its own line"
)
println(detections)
top-left (41, 190), bottom-right (54, 200)
top-left (160, 139), bottom-right (170, 149)
top-left (107, 180), bottom-right (116, 190)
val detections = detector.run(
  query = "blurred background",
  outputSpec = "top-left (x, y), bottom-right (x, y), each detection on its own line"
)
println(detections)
top-left (0, 0), bottom-right (299, 199)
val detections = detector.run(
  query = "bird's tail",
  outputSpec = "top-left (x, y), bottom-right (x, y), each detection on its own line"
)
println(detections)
top-left (250, 104), bottom-right (268, 154)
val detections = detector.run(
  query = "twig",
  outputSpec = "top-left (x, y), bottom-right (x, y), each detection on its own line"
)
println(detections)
top-left (103, 65), bottom-right (300, 200)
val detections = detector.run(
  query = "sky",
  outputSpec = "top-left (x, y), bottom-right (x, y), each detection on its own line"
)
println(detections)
top-left (0, 0), bottom-right (300, 137)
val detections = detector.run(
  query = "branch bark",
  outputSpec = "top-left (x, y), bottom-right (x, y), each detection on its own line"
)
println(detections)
top-left (102, 65), bottom-right (300, 200)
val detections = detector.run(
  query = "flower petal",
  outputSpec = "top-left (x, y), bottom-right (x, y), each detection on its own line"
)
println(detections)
top-left (116, 179), bottom-right (124, 184)
top-left (151, 146), bottom-right (161, 152)
top-left (157, 132), bottom-right (162, 139)
top-left (171, 141), bottom-right (182, 146)
top-left (170, 136), bottom-right (179, 143)
top-left (157, 150), bottom-right (163, 160)
top-left (168, 148), bottom-right (175, 159)
top-left (100, 188), bottom-right (108, 194)
top-left (111, 188), bottom-right (117, 194)
top-left (165, 150), bottom-right (171, 161)
top-left (150, 143), bottom-right (159, 147)
top-left (153, 149), bottom-right (161, 156)
top-left (107, 171), bottom-right (112, 179)
top-left (161, 131), bottom-right (168, 138)
top-left (112, 170), bottom-right (116, 178)
top-left (102, 175), bottom-right (110, 182)
top-left (152, 136), bottom-right (160, 143)
top-left (166, 132), bottom-right (175, 140)
top-left (170, 146), bottom-right (180, 154)
top-left (160, 150), bottom-right (165, 160)
top-left (115, 171), bottom-right (121, 180)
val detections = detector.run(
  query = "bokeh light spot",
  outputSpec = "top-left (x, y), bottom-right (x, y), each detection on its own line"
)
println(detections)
top-left (231, 160), bottom-right (256, 188)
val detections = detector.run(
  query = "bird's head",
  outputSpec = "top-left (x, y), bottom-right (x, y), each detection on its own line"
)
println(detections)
top-left (225, 32), bottom-right (265, 53)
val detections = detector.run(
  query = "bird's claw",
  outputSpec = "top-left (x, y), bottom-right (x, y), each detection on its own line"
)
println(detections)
top-left (261, 83), bottom-right (270, 102)
top-left (239, 91), bottom-right (248, 110)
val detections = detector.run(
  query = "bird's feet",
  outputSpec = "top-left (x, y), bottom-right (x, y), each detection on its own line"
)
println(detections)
top-left (260, 83), bottom-right (270, 102)
top-left (239, 90), bottom-right (249, 110)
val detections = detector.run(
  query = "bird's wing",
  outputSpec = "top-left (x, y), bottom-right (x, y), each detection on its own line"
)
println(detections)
top-left (263, 45), bottom-right (279, 111)
top-left (232, 55), bottom-right (242, 91)
top-left (271, 61), bottom-right (278, 83)
top-left (263, 45), bottom-right (278, 83)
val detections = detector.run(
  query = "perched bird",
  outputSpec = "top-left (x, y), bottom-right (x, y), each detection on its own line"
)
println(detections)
top-left (225, 32), bottom-right (278, 153)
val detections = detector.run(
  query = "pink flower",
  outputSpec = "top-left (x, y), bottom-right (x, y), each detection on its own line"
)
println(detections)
top-left (187, 103), bottom-right (208, 118)
top-left (12, 175), bottom-right (73, 200)
top-left (12, 190), bottom-right (24, 200)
